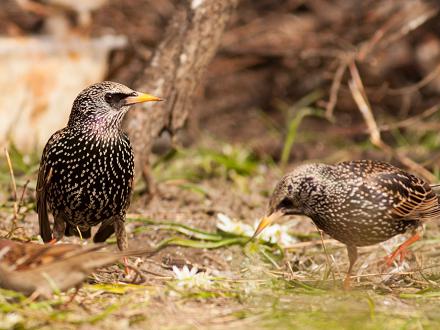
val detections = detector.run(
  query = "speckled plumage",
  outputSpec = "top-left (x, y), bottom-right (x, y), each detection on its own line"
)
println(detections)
top-left (265, 160), bottom-right (440, 284)
top-left (36, 81), bottom-right (160, 251)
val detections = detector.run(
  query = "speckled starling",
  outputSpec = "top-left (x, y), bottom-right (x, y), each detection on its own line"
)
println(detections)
top-left (36, 81), bottom-right (162, 251)
top-left (253, 160), bottom-right (440, 287)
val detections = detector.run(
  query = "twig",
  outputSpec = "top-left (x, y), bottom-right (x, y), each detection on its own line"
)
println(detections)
top-left (358, 2), bottom-right (438, 61)
top-left (325, 59), bottom-right (348, 120)
top-left (357, 16), bottom-right (390, 61)
top-left (395, 152), bottom-right (437, 182)
top-left (286, 260), bottom-right (295, 278)
top-left (4, 148), bottom-right (17, 204)
top-left (4, 148), bottom-right (19, 236)
top-left (284, 239), bottom-right (343, 250)
top-left (279, 263), bottom-right (440, 282)
top-left (378, 104), bottom-right (440, 132)
top-left (17, 180), bottom-right (29, 214)
top-left (380, 5), bottom-right (438, 54)
top-left (348, 61), bottom-right (436, 182)
top-left (4, 149), bottom-right (30, 238)
top-left (318, 228), bottom-right (335, 283)
top-left (348, 62), bottom-right (382, 146)
top-left (10, 180), bottom-right (31, 234)
top-left (387, 64), bottom-right (440, 96)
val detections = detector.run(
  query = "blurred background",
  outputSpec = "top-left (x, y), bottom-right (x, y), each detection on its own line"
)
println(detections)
top-left (0, 0), bottom-right (439, 180)
top-left (1, 1), bottom-right (440, 328)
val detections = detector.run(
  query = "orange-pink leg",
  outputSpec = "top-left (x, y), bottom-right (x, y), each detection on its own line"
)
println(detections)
top-left (343, 245), bottom-right (358, 290)
top-left (123, 257), bottom-right (130, 275)
top-left (385, 233), bottom-right (420, 267)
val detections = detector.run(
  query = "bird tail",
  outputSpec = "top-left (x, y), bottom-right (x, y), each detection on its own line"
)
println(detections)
top-left (36, 164), bottom-right (53, 243)
top-left (37, 194), bottom-right (52, 243)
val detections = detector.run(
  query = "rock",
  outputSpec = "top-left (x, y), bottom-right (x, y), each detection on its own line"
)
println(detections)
top-left (0, 35), bottom-right (126, 151)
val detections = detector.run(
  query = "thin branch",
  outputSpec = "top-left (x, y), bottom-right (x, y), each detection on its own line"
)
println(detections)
top-left (318, 228), bottom-right (336, 283)
top-left (358, 2), bottom-right (438, 61)
top-left (4, 148), bottom-right (17, 203)
top-left (348, 62), bottom-right (436, 182)
top-left (387, 64), bottom-right (440, 96)
top-left (4, 148), bottom-right (29, 238)
top-left (348, 62), bottom-right (381, 146)
top-left (378, 104), bottom-right (440, 131)
top-left (325, 59), bottom-right (348, 120)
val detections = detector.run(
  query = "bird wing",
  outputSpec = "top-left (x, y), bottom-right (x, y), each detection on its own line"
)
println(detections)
top-left (374, 171), bottom-right (440, 220)
top-left (36, 130), bottom-right (64, 242)
top-left (339, 160), bottom-right (440, 221)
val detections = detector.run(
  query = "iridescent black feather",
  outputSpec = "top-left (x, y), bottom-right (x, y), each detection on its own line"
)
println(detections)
top-left (36, 81), bottom-right (139, 250)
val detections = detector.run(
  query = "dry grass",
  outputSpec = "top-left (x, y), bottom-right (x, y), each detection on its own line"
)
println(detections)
top-left (0, 138), bottom-right (440, 329)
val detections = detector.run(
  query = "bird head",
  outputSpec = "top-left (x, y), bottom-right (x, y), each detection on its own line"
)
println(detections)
top-left (68, 81), bottom-right (162, 128)
top-left (252, 163), bottom-right (327, 239)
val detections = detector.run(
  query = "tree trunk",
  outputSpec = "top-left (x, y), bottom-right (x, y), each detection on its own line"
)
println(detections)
top-left (123, 0), bottom-right (238, 194)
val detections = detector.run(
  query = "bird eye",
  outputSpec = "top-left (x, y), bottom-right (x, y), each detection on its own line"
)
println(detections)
top-left (104, 93), bottom-right (114, 104)
top-left (104, 93), bottom-right (128, 106)
top-left (279, 198), bottom-right (294, 210)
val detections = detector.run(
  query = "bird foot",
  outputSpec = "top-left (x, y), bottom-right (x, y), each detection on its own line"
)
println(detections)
top-left (123, 257), bottom-right (131, 276)
top-left (48, 238), bottom-right (57, 245)
top-left (384, 248), bottom-right (408, 267)
top-left (343, 275), bottom-right (352, 290)
top-left (385, 233), bottom-right (420, 267)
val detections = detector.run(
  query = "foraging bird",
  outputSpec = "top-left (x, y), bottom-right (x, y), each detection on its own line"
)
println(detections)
top-left (253, 160), bottom-right (440, 288)
top-left (36, 81), bottom-right (162, 252)
top-left (0, 239), bottom-right (158, 297)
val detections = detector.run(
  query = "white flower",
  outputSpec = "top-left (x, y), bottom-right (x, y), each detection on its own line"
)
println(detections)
top-left (216, 213), bottom-right (298, 247)
top-left (0, 313), bottom-right (22, 328)
top-left (257, 222), bottom-right (297, 246)
top-left (172, 265), bottom-right (198, 280)
top-left (172, 265), bottom-right (212, 289)
top-left (216, 213), bottom-right (254, 237)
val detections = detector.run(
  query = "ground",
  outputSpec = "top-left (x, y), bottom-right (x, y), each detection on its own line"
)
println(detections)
top-left (0, 138), bottom-right (440, 330)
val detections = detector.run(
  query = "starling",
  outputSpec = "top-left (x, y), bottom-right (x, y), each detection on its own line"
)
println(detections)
top-left (253, 160), bottom-right (440, 288)
top-left (0, 239), bottom-right (159, 297)
top-left (36, 81), bottom-right (162, 252)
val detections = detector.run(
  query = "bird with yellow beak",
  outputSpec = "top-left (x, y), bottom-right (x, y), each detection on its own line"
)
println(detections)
top-left (37, 81), bottom-right (162, 274)
top-left (252, 161), bottom-right (440, 289)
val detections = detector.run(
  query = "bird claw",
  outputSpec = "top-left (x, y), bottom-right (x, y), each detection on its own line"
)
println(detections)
top-left (384, 248), bottom-right (408, 267)
top-left (123, 257), bottom-right (132, 277)
top-left (343, 275), bottom-right (352, 290)
top-left (48, 238), bottom-right (57, 245)
top-left (384, 233), bottom-right (420, 267)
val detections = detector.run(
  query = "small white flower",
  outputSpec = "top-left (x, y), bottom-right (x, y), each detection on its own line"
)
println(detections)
top-left (0, 313), bottom-right (22, 328)
top-left (216, 213), bottom-right (298, 247)
top-left (172, 265), bottom-right (198, 280)
top-left (257, 222), bottom-right (297, 246)
top-left (172, 265), bottom-right (212, 289)
top-left (216, 213), bottom-right (254, 237)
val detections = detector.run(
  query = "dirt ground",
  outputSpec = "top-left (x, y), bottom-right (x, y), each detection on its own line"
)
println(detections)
top-left (1, 138), bottom-right (440, 329)
top-left (1, 1), bottom-right (440, 328)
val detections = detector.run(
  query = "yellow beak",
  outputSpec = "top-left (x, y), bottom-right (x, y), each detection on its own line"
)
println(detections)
top-left (251, 210), bottom-right (284, 240)
top-left (125, 92), bottom-right (163, 105)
